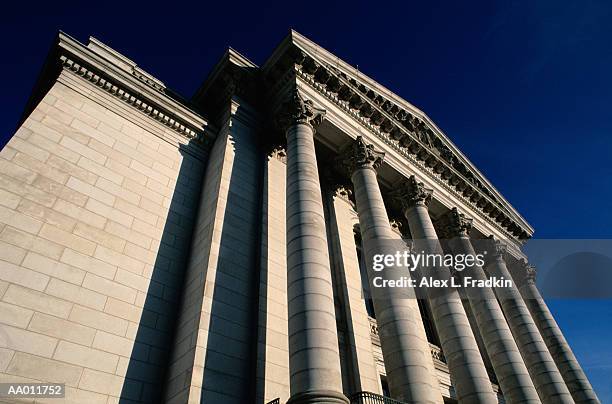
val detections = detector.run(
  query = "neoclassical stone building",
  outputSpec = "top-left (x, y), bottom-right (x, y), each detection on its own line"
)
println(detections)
top-left (0, 31), bottom-right (600, 404)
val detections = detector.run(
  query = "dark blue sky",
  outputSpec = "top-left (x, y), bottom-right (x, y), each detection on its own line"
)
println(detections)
top-left (1, 0), bottom-right (611, 401)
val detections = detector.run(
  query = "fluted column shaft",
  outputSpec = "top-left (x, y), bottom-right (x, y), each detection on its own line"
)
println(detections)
top-left (518, 267), bottom-right (600, 404)
top-left (396, 177), bottom-right (497, 404)
top-left (281, 91), bottom-right (348, 404)
top-left (343, 137), bottom-right (441, 403)
top-left (442, 210), bottom-right (540, 404)
top-left (483, 245), bottom-right (574, 404)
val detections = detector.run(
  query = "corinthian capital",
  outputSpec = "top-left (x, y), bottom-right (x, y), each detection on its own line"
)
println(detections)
top-left (276, 89), bottom-right (326, 132)
top-left (482, 236), bottom-right (508, 266)
top-left (392, 175), bottom-right (433, 210)
top-left (524, 264), bottom-right (537, 285)
top-left (441, 207), bottom-right (473, 238)
top-left (338, 136), bottom-right (385, 175)
top-left (489, 236), bottom-right (507, 259)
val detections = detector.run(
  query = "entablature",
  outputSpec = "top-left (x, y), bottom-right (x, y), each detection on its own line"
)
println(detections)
top-left (21, 32), bottom-right (215, 149)
top-left (263, 31), bottom-right (533, 242)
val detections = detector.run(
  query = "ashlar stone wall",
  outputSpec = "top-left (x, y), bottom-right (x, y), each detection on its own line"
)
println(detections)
top-left (0, 72), bottom-right (207, 404)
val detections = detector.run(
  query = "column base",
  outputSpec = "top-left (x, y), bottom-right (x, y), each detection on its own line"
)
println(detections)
top-left (286, 390), bottom-right (350, 404)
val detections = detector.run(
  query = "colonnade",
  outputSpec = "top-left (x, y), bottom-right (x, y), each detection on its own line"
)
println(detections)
top-left (278, 90), bottom-right (599, 404)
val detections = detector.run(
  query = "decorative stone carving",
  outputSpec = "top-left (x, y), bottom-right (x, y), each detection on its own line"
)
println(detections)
top-left (525, 263), bottom-right (537, 285)
top-left (334, 186), bottom-right (354, 205)
top-left (268, 145), bottom-right (287, 163)
top-left (59, 55), bottom-right (207, 143)
top-left (389, 218), bottom-right (404, 233)
top-left (270, 44), bottom-right (533, 239)
top-left (276, 89), bottom-right (325, 132)
top-left (483, 236), bottom-right (508, 266)
top-left (443, 207), bottom-right (473, 238)
top-left (338, 136), bottom-right (385, 175)
top-left (392, 175), bottom-right (433, 209)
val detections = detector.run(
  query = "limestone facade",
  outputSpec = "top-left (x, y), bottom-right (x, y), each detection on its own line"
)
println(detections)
top-left (0, 31), bottom-right (600, 404)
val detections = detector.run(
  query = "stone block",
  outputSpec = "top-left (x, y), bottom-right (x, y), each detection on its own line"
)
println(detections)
top-left (82, 273), bottom-right (137, 304)
top-left (86, 199), bottom-right (133, 228)
top-left (39, 223), bottom-right (96, 256)
top-left (28, 133), bottom-right (80, 164)
top-left (28, 312), bottom-right (96, 346)
top-left (46, 155), bottom-right (98, 185)
top-left (78, 368), bottom-right (125, 396)
top-left (0, 226), bottom-right (64, 261)
top-left (6, 352), bottom-right (82, 387)
top-left (69, 305), bottom-right (128, 337)
top-left (0, 262), bottom-right (49, 291)
top-left (66, 177), bottom-right (115, 206)
top-left (73, 222), bottom-right (125, 252)
top-left (94, 245), bottom-right (144, 275)
top-left (96, 177), bottom-right (140, 205)
top-left (7, 137), bottom-right (50, 163)
top-left (16, 199), bottom-right (77, 232)
top-left (0, 204), bottom-right (44, 235)
top-left (0, 189), bottom-right (21, 210)
top-left (46, 278), bottom-right (107, 310)
top-left (0, 301), bottom-right (34, 328)
top-left (60, 137), bottom-right (107, 166)
top-left (0, 324), bottom-right (58, 358)
top-left (104, 297), bottom-right (142, 323)
top-left (53, 340), bottom-right (118, 373)
top-left (92, 330), bottom-right (135, 357)
top-left (0, 240), bottom-right (26, 265)
top-left (60, 248), bottom-right (117, 280)
top-left (22, 251), bottom-right (85, 285)
top-left (3, 284), bottom-right (73, 318)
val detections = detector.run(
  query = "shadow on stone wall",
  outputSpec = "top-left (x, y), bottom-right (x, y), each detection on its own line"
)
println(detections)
top-left (254, 159), bottom-right (270, 403)
top-left (198, 120), bottom-right (262, 403)
top-left (119, 142), bottom-right (206, 403)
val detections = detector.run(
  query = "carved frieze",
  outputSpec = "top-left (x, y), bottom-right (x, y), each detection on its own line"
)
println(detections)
top-left (267, 46), bottom-right (531, 240)
top-left (59, 56), bottom-right (207, 144)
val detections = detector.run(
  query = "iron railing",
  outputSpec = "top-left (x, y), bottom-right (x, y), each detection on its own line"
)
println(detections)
top-left (265, 392), bottom-right (405, 404)
top-left (350, 391), bottom-right (407, 404)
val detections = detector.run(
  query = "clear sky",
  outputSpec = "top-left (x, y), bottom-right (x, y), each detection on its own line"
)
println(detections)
top-left (1, 0), bottom-right (611, 401)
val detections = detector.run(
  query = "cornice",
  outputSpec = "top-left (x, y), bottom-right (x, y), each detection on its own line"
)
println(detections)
top-left (289, 31), bottom-right (532, 233)
top-left (24, 32), bottom-right (215, 146)
top-left (191, 48), bottom-right (261, 124)
top-left (297, 71), bottom-right (525, 242)
top-left (264, 39), bottom-right (532, 241)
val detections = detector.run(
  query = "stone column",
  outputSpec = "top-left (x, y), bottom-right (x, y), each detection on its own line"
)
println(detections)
top-left (339, 137), bottom-right (442, 403)
top-left (278, 90), bottom-right (348, 404)
top-left (393, 176), bottom-right (497, 404)
top-left (482, 239), bottom-right (574, 404)
top-left (517, 264), bottom-right (601, 404)
top-left (441, 209), bottom-right (541, 404)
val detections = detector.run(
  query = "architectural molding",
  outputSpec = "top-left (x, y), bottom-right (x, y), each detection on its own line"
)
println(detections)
top-left (392, 175), bottom-right (434, 210)
top-left (439, 207), bottom-right (474, 238)
top-left (60, 55), bottom-right (208, 143)
top-left (524, 263), bottom-right (537, 285)
top-left (25, 32), bottom-right (214, 146)
top-left (268, 145), bottom-right (287, 163)
top-left (483, 236), bottom-right (509, 266)
top-left (276, 89), bottom-right (326, 132)
top-left (263, 33), bottom-right (533, 240)
top-left (338, 136), bottom-right (385, 175)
